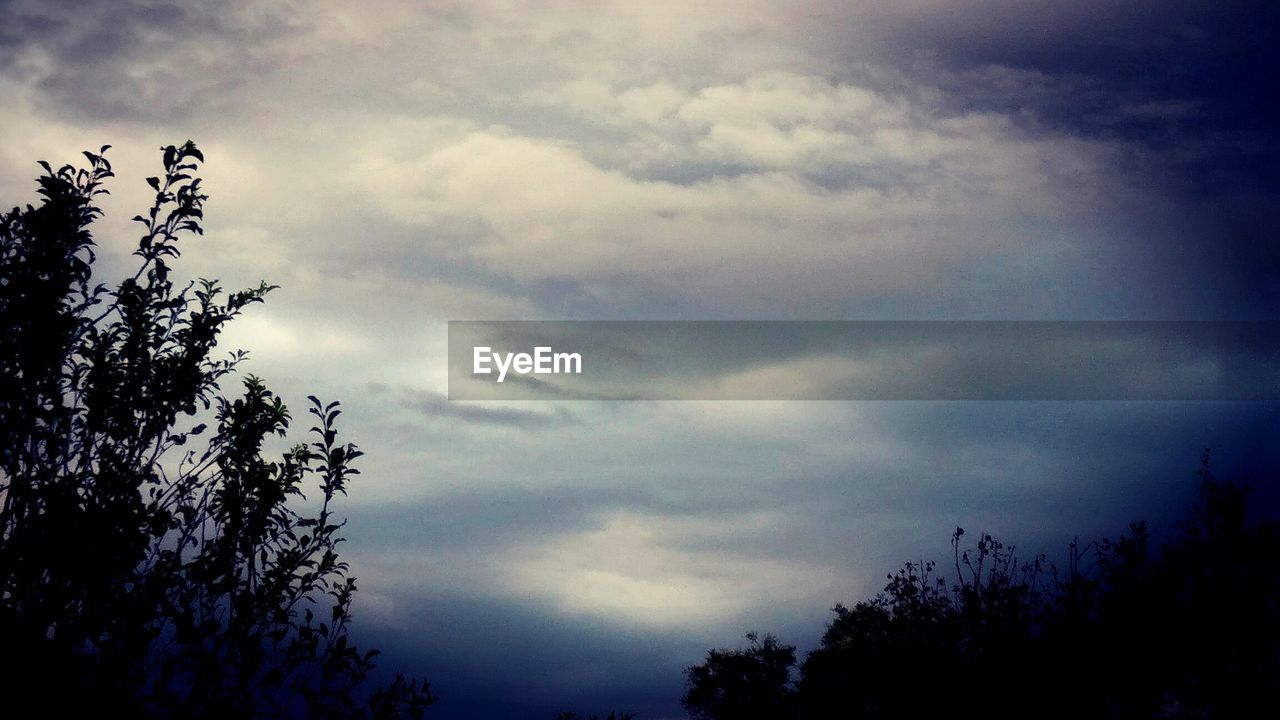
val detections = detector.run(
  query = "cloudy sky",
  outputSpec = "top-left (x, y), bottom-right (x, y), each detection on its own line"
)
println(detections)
top-left (2, 1), bottom-right (1278, 717)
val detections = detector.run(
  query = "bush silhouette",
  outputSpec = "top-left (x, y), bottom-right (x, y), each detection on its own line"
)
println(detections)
top-left (682, 632), bottom-right (797, 720)
top-left (685, 453), bottom-right (1280, 719)
top-left (0, 143), bottom-right (433, 717)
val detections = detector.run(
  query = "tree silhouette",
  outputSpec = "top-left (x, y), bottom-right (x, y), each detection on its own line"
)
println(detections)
top-left (685, 453), bottom-right (1280, 719)
top-left (0, 143), bottom-right (433, 717)
top-left (683, 632), bottom-right (798, 720)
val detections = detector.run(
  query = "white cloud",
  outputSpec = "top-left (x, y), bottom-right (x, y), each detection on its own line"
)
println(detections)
top-left (342, 71), bottom-right (1139, 315)
top-left (504, 509), bottom-right (849, 627)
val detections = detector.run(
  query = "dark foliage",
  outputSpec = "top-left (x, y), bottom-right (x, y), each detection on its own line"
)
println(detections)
top-left (682, 632), bottom-right (797, 720)
top-left (685, 453), bottom-right (1280, 719)
top-left (0, 143), bottom-right (433, 717)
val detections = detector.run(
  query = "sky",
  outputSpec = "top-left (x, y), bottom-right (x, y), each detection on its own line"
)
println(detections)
top-left (2, 1), bottom-right (1278, 717)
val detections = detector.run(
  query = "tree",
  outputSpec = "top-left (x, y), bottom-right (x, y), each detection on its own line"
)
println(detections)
top-left (0, 143), bottom-right (433, 717)
top-left (685, 453), bottom-right (1280, 719)
top-left (682, 632), bottom-right (798, 720)
top-left (798, 534), bottom-right (1045, 719)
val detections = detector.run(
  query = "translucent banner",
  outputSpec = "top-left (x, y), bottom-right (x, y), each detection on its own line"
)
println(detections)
top-left (447, 321), bottom-right (1280, 401)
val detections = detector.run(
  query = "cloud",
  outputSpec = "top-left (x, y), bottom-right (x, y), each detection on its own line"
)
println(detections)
top-left (346, 81), bottom-right (1159, 318)
top-left (0, 0), bottom-right (301, 121)
top-left (399, 386), bottom-right (578, 428)
top-left (503, 508), bottom-right (850, 627)
top-left (2, 1), bottom-right (1243, 320)
top-left (1, 2), bottom-right (1276, 716)
top-left (353, 588), bottom-right (699, 719)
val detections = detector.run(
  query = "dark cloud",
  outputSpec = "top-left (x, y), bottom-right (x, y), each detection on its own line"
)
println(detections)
top-left (348, 486), bottom-right (623, 553)
top-left (843, 1), bottom-right (1277, 136)
top-left (0, 0), bottom-right (296, 122)
top-left (849, 0), bottom-right (1280, 316)
top-left (356, 590), bottom-right (698, 720)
